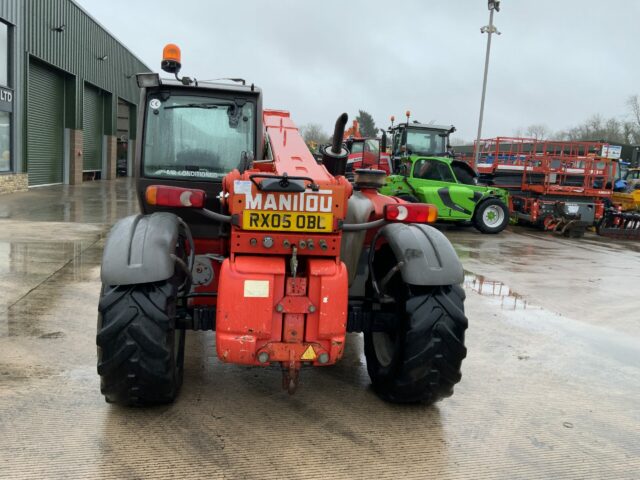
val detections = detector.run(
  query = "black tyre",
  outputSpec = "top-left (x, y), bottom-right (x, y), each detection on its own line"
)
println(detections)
top-left (364, 246), bottom-right (468, 404)
top-left (473, 198), bottom-right (509, 234)
top-left (396, 193), bottom-right (420, 203)
top-left (97, 279), bottom-right (185, 406)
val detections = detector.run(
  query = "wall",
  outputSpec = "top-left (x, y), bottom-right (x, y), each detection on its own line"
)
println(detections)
top-left (0, 0), bottom-right (24, 179)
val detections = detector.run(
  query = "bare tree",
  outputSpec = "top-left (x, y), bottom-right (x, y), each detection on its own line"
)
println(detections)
top-left (524, 124), bottom-right (550, 140)
top-left (627, 95), bottom-right (640, 129)
top-left (299, 123), bottom-right (329, 145)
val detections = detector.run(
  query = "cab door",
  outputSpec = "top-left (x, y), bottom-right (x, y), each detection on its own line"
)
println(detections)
top-left (411, 159), bottom-right (478, 220)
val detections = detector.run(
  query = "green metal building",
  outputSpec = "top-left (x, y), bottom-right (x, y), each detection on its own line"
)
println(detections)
top-left (0, 0), bottom-right (149, 193)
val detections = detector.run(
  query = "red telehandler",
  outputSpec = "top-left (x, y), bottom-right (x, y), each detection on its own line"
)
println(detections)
top-left (97, 45), bottom-right (467, 405)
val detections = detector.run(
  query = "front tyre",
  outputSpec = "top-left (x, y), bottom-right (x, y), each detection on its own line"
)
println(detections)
top-left (473, 198), bottom-right (510, 234)
top-left (364, 277), bottom-right (468, 403)
top-left (96, 279), bottom-right (185, 406)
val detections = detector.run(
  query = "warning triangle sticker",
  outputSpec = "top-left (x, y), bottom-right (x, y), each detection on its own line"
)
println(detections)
top-left (301, 346), bottom-right (316, 360)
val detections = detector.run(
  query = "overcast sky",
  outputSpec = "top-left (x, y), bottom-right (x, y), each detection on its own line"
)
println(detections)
top-left (77, 0), bottom-right (640, 143)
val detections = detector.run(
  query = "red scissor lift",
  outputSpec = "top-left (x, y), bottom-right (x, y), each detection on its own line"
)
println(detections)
top-left (472, 137), bottom-right (615, 237)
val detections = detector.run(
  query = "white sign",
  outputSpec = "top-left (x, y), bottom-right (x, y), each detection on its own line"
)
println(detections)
top-left (244, 280), bottom-right (269, 298)
top-left (233, 180), bottom-right (252, 195)
top-left (602, 145), bottom-right (622, 159)
top-left (0, 87), bottom-right (12, 104)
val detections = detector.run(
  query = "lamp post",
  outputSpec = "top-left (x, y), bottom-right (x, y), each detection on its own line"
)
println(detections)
top-left (474, 0), bottom-right (502, 165)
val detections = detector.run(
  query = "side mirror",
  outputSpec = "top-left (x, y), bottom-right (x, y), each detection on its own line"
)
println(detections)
top-left (381, 132), bottom-right (387, 152)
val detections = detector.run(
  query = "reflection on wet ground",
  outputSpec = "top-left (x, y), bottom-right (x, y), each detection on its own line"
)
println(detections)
top-left (0, 179), bottom-right (639, 479)
top-left (464, 271), bottom-right (640, 370)
top-left (448, 226), bottom-right (640, 337)
top-left (0, 177), bottom-right (139, 224)
top-left (465, 271), bottom-right (535, 310)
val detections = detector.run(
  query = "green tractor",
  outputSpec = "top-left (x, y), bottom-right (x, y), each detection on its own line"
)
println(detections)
top-left (381, 121), bottom-right (510, 234)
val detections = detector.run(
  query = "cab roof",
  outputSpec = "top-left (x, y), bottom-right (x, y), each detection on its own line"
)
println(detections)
top-left (157, 77), bottom-right (262, 95)
top-left (391, 122), bottom-right (455, 133)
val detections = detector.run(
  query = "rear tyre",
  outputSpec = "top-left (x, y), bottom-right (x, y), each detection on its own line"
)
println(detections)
top-left (473, 198), bottom-right (509, 234)
top-left (364, 245), bottom-right (468, 404)
top-left (97, 279), bottom-right (185, 406)
top-left (364, 285), bottom-right (467, 404)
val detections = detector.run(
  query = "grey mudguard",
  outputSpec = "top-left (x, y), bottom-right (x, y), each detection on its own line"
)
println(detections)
top-left (101, 212), bottom-right (180, 286)
top-left (380, 223), bottom-right (464, 286)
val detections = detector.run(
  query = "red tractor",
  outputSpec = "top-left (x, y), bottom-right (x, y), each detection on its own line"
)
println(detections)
top-left (343, 120), bottom-right (392, 174)
top-left (97, 45), bottom-right (467, 405)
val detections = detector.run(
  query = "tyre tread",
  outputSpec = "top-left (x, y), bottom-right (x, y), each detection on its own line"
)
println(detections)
top-left (365, 285), bottom-right (468, 404)
top-left (97, 280), bottom-right (183, 406)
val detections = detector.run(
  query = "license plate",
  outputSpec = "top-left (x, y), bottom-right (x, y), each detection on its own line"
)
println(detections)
top-left (566, 204), bottom-right (580, 214)
top-left (243, 210), bottom-right (333, 232)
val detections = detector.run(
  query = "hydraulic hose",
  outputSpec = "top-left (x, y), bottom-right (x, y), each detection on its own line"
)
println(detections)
top-left (200, 208), bottom-right (232, 224)
top-left (342, 218), bottom-right (387, 231)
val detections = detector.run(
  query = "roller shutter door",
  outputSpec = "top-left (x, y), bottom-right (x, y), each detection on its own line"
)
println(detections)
top-left (27, 60), bottom-right (64, 186)
top-left (83, 84), bottom-right (103, 172)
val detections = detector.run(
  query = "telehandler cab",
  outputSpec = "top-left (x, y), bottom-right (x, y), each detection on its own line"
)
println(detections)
top-left (97, 45), bottom-right (468, 405)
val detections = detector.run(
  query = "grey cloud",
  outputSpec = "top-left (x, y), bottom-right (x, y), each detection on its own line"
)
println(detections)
top-left (77, 0), bottom-right (639, 142)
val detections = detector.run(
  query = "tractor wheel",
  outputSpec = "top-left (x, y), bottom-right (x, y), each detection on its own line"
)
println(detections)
top-left (396, 193), bottom-right (420, 203)
top-left (473, 198), bottom-right (509, 234)
top-left (96, 278), bottom-right (185, 406)
top-left (364, 246), bottom-right (468, 404)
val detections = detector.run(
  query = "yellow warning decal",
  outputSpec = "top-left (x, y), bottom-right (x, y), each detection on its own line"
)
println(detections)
top-left (301, 346), bottom-right (316, 361)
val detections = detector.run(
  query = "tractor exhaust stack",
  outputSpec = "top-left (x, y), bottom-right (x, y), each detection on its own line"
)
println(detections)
top-left (321, 113), bottom-right (349, 176)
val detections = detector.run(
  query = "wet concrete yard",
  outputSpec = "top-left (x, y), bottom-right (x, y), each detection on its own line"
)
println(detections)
top-left (1, 178), bottom-right (639, 479)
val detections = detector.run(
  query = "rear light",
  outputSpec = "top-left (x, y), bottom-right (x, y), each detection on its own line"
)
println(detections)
top-left (145, 185), bottom-right (206, 208)
top-left (384, 203), bottom-right (438, 224)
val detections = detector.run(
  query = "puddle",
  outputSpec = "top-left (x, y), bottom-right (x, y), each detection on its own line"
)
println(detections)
top-left (0, 239), bottom-right (102, 338)
top-left (464, 272), bottom-right (536, 311)
top-left (464, 271), bottom-right (640, 368)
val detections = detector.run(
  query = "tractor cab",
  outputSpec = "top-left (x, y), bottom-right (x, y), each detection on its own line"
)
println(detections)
top-left (344, 136), bottom-right (391, 173)
top-left (389, 114), bottom-right (455, 173)
top-left (624, 167), bottom-right (640, 182)
top-left (135, 44), bottom-right (263, 237)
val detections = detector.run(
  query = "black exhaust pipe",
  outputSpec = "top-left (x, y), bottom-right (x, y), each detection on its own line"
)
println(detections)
top-left (322, 113), bottom-right (349, 176)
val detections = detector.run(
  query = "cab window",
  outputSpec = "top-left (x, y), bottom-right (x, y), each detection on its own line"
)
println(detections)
top-left (143, 94), bottom-right (256, 181)
top-left (350, 142), bottom-right (364, 154)
top-left (413, 159), bottom-right (455, 182)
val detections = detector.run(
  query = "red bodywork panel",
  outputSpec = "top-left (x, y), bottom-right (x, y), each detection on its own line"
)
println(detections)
top-left (216, 257), bottom-right (347, 365)
top-left (348, 151), bottom-right (392, 174)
